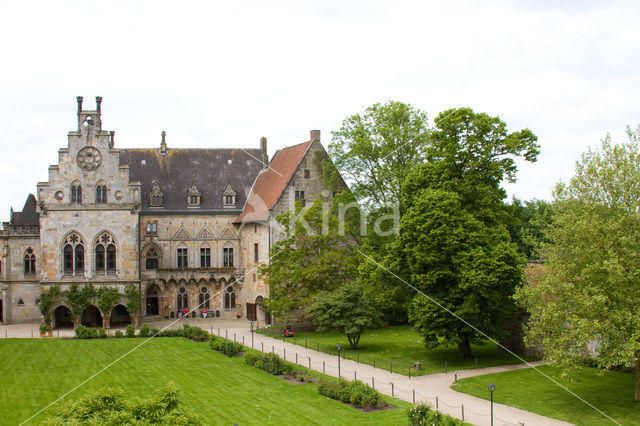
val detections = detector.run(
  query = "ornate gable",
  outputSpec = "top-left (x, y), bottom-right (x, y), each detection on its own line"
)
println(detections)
top-left (196, 225), bottom-right (214, 240)
top-left (149, 180), bottom-right (163, 207)
top-left (173, 226), bottom-right (191, 241)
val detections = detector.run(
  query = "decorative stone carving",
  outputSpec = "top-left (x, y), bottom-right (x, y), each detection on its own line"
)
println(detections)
top-left (76, 146), bottom-right (102, 171)
top-left (149, 180), bottom-right (163, 207)
top-left (187, 182), bottom-right (201, 206)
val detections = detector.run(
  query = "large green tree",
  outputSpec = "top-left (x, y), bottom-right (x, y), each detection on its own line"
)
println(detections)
top-left (307, 285), bottom-right (382, 349)
top-left (398, 108), bottom-right (537, 358)
top-left (516, 127), bottom-right (640, 400)
top-left (261, 198), bottom-right (360, 320)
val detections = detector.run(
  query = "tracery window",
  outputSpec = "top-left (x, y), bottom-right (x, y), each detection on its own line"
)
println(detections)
top-left (95, 232), bottom-right (116, 273)
top-left (96, 183), bottom-right (107, 203)
top-left (24, 248), bottom-right (36, 275)
top-left (199, 287), bottom-right (211, 310)
top-left (63, 232), bottom-right (84, 274)
top-left (145, 247), bottom-right (159, 270)
top-left (177, 287), bottom-right (188, 311)
top-left (224, 285), bottom-right (236, 309)
top-left (71, 181), bottom-right (82, 204)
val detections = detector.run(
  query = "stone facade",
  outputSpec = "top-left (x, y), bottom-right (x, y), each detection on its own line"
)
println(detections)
top-left (0, 97), bottom-right (337, 327)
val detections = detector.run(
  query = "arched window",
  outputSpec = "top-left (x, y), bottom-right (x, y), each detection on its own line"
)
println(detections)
top-left (177, 287), bottom-right (188, 311)
top-left (96, 183), bottom-right (107, 203)
top-left (63, 232), bottom-right (84, 275)
top-left (95, 232), bottom-right (116, 273)
top-left (224, 285), bottom-right (236, 309)
top-left (23, 248), bottom-right (36, 275)
top-left (145, 247), bottom-right (159, 270)
top-left (71, 181), bottom-right (82, 204)
top-left (199, 286), bottom-right (210, 310)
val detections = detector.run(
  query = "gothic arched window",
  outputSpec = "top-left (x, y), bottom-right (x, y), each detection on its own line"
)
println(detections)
top-left (177, 287), bottom-right (188, 311)
top-left (145, 247), bottom-right (159, 270)
top-left (96, 182), bottom-right (107, 204)
top-left (71, 181), bottom-right (82, 204)
top-left (95, 232), bottom-right (116, 273)
top-left (199, 286), bottom-right (210, 310)
top-left (224, 285), bottom-right (236, 309)
top-left (63, 232), bottom-right (84, 275)
top-left (23, 248), bottom-right (36, 275)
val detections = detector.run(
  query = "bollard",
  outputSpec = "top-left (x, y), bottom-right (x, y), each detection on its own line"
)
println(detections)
top-left (308, 357), bottom-right (311, 368)
top-left (305, 337), bottom-right (307, 349)
top-left (373, 357), bottom-right (376, 369)
top-left (243, 336), bottom-right (245, 345)
top-left (454, 373), bottom-right (457, 382)
top-left (445, 361), bottom-right (447, 373)
top-left (225, 330), bottom-right (228, 339)
top-left (210, 326), bottom-right (213, 334)
top-left (31, 330), bottom-right (33, 338)
top-left (284, 348), bottom-right (286, 360)
top-left (296, 353), bottom-right (298, 364)
top-left (316, 342), bottom-right (319, 352)
top-left (218, 327), bottom-right (220, 335)
top-left (391, 382), bottom-right (394, 397)
top-left (234, 333), bottom-right (236, 342)
top-left (294, 336), bottom-right (296, 345)
top-left (354, 371), bottom-right (357, 381)
top-left (436, 396), bottom-right (439, 410)
top-left (409, 367), bottom-right (411, 379)
top-left (272, 345), bottom-right (274, 353)
top-left (372, 376), bottom-right (375, 389)
top-left (390, 361), bottom-right (393, 374)
top-left (5, 330), bottom-right (7, 338)
top-left (323, 361), bottom-right (325, 373)
top-left (413, 389), bottom-right (415, 404)
top-left (461, 405), bottom-right (464, 421)
top-left (475, 357), bottom-right (478, 367)
top-left (261, 342), bottom-right (264, 352)
top-left (357, 351), bottom-right (359, 364)
top-left (57, 330), bottom-right (59, 338)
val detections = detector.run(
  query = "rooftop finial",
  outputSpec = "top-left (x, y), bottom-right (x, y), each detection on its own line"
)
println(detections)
top-left (76, 96), bottom-right (83, 114)
top-left (160, 131), bottom-right (168, 155)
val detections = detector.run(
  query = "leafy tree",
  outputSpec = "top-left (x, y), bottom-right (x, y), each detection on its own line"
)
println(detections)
top-left (39, 285), bottom-right (61, 324)
top-left (97, 287), bottom-right (121, 320)
top-left (307, 285), bottom-right (382, 349)
top-left (400, 188), bottom-right (523, 358)
top-left (398, 108), bottom-right (536, 358)
top-left (261, 198), bottom-right (360, 320)
top-left (516, 127), bottom-right (640, 400)
top-left (124, 283), bottom-right (141, 314)
top-left (503, 197), bottom-right (554, 260)
top-left (328, 101), bottom-right (431, 211)
top-left (66, 284), bottom-right (96, 319)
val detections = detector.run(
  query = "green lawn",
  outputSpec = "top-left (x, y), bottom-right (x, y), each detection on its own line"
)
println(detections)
top-left (451, 366), bottom-right (640, 425)
top-left (261, 325), bottom-right (534, 376)
top-left (0, 337), bottom-right (410, 425)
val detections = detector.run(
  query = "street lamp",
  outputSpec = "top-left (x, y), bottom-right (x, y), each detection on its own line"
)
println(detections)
top-left (336, 344), bottom-right (342, 379)
top-left (250, 321), bottom-right (254, 348)
top-left (488, 383), bottom-right (495, 426)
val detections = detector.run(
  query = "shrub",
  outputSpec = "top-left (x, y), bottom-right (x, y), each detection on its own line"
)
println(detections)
top-left (318, 379), bottom-right (347, 400)
top-left (159, 328), bottom-right (183, 337)
top-left (244, 352), bottom-right (262, 366)
top-left (139, 324), bottom-right (150, 338)
top-left (114, 330), bottom-right (124, 338)
top-left (125, 324), bottom-right (135, 338)
top-left (260, 353), bottom-right (284, 374)
top-left (74, 325), bottom-right (89, 339)
top-left (183, 324), bottom-right (208, 342)
top-left (98, 328), bottom-right (108, 339)
top-left (407, 403), bottom-right (463, 426)
top-left (150, 328), bottom-right (160, 336)
top-left (39, 323), bottom-right (51, 333)
top-left (318, 378), bottom-right (383, 409)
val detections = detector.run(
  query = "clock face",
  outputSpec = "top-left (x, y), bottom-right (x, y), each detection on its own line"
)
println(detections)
top-left (77, 146), bottom-right (102, 171)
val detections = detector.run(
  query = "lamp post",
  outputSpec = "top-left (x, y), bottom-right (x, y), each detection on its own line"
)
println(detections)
top-left (250, 321), bottom-right (254, 348)
top-left (488, 383), bottom-right (495, 426)
top-left (336, 344), bottom-right (341, 379)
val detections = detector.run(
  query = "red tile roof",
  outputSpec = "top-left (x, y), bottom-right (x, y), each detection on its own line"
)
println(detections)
top-left (235, 141), bottom-right (312, 223)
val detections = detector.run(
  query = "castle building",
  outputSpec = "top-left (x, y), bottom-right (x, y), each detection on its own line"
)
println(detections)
top-left (0, 97), bottom-right (342, 327)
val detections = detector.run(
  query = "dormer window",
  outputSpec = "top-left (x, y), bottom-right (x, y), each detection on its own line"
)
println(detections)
top-left (187, 182), bottom-right (201, 207)
top-left (223, 183), bottom-right (236, 208)
top-left (149, 180), bottom-right (163, 207)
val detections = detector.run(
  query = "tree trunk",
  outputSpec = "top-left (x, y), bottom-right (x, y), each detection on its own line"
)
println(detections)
top-left (457, 339), bottom-right (472, 359)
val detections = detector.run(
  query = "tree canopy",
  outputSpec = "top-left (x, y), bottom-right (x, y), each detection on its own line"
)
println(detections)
top-left (516, 126), bottom-right (640, 400)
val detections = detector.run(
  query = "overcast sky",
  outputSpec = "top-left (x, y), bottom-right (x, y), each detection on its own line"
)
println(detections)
top-left (1, 0), bottom-right (639, 219)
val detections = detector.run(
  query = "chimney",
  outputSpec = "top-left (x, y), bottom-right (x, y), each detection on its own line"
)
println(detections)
top-left (260, 136), bottom-right (268, 169)
top-left (109, 131), bottom-right (115, 148)
top-left (160, 131), bottom-right (167, 154)
top-left (76, 96), bottom-right (83, 114)
top-left (95, 96), bottom-right (102, 128)
top-left (310, 129), bottom-right (321, 142)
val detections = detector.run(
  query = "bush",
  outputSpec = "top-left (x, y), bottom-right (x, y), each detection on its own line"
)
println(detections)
top-left (114, 330), bottom-right (124, 338)
top-left (318, 378), bottom-right (383, 409)
top-left (407, 403), bottom-right (463, 426)
top-left (260, 353), bottom-right (284, 374)
top-left (98, 328), bottom-right (108, 339)
top-left (183, 324), bottom-right (208, 342)
top-left (159, 328), bottom-right (184, 337)
top-left (125, 324), bottom-right (135, 338)
top-left (150, 328), bottom-right (160, 336)
top-left (244, 352), bottom-right (262, 367)
top-left (75, 325), bottom-right (99, 339)
top-left (139, 324), bottom-right (150, 338)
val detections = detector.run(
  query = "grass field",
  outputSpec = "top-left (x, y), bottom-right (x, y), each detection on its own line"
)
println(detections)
top-left (0, 337), bottom-right (410, 425)
top-left (261, 325), bottom-right (534, 376)
top-left (451, 365), bottom-right (640, 425)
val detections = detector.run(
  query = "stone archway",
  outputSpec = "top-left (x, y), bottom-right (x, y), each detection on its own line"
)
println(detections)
top-left (52, 305), bottom-right (73, 329)
top-left (255, 296), bottom-right (266, 323)
top-left (81, 305), bottom-right (103, 327)
top-left (145, 284), bottom-right (161, 316)
top-left (110, 304), bottom-right (131, 327)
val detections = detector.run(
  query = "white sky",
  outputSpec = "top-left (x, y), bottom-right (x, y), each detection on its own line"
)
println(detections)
top-left (1, 0), bottom-right (639, 219)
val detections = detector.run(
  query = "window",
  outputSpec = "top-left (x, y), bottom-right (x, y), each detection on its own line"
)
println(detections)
top-left (304, 169), bottom-right (310, 178)
top-left (145, 222), bottom-right (157, 234)
top-left (225, 195), bottom-right (234, 205)
top-left (177, 248), bottom-right (188, 268)
top-left (224, 286), bottom-right (236, 309)
top-left (223, 247), bottom-right (234, 267)
top-left (96, 184), bottom-right (107, 203)
top-left (145, 247), bottom-right (159, 270)
top-left (71, 182), bottom-right (82, 204)
top-left (295, 190), bottom-right (305, 207)
top-left (254, 243), bottom-right (259, 263)
top-left (223, 183), bottom-right (236, 207)
top-left (200, 247), bottom-right (211, 268)
top-left (63, 232), bottom-right (84, 275)
top-left (95, 232), bottom-right (116, 273)
top-left (199, 287), bottom-right (210, 310)
top-left (177, 287), bottom-right (188, 311)
top-left (23, 248), bottom-right (36, 275)
top-left (187, 183), bottom-right (201, 207)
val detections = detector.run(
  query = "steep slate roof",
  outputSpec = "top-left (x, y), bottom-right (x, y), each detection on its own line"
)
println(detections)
top-left (235, 141), bottom-right (312, 223)
top-left (10, 194), bottom-right (39, 226)
top-left (120, 148), bottom-right (263, 212)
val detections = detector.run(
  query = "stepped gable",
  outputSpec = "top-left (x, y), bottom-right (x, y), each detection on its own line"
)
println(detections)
top-left (121, 148), bottom-right (262, 212)
top-left (10, 194), bottom-right (39, 226)
top-left (235, 141), bottom-right (311, 223)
